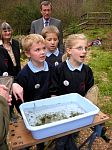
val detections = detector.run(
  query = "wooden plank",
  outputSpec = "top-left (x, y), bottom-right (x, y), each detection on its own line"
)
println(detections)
top-left (9, 112), bottom-right (109, 150)
top-left (80, 12), bottom-right (111, 23)
top-left (77, 21), bottom-right (88, 26)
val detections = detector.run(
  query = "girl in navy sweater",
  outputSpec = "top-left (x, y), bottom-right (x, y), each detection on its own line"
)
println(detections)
top-left (50, 33), bottom-right (94, 150)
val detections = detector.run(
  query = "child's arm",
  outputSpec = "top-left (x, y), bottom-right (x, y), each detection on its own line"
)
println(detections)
top-left (12, 83), bottom-right (24, 102)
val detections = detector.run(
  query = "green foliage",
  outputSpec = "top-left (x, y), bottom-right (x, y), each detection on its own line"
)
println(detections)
top-left (11, 6), bottom-right (38, 34)
top-left (63, 21), bottom-right (80, 37)
top-left (82, 27), bottom-right (112, 119)
top-left (0, 0), bottom-right (112, 35)
top-left (86, 46), bottom-right (112, 116)
top-left (83, 0), bottom-right (112, 12)
top-left (1, 3), bottom-right (40, 35)
top-left (90, 50), bottom-right (112, 90)
top-left (83, 28), bottom-right (111, 40)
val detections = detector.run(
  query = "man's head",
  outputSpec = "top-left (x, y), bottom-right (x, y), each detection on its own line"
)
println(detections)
top-left (40, 1), bottom-right (52, 20)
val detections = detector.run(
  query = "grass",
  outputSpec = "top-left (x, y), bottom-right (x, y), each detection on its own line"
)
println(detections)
top-left (83, 28), bottom-right (112, 126)
top-left (89, 48), bottom-right (112, 108)
top-left (83, 27), bottom-right (111, 40)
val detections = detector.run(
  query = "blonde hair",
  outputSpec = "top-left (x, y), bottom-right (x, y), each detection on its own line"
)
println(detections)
top-left (62, 34), bottom-right (87, 62)
top-left (21, 34), bottom-right (45, 52)
top-left (41, 25), bottom-right (59, 39)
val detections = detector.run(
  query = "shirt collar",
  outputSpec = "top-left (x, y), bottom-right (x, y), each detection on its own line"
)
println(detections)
top-left (0, 39), bottom-right (12, 45)
top-left (28, 60), bottom-right (49, 73)
top-left (46, 48), bottom-right (59, 57)
top-left (66, 59), bottom-right (83, 71)
top-left (43, 18), bottom-right (50, 24)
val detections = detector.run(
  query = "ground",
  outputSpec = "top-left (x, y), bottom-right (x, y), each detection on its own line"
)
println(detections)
top-left (46, 127), bottom-right (112, 150)
top-left (77, 125), bottom-right (112, 150)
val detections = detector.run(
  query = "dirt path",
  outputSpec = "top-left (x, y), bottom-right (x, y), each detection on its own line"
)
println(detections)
top-left (78, 127), bottom-right (112, 150)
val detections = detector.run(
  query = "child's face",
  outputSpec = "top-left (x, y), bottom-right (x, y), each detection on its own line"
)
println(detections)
top-left (45, 33), bottom-right (59, 52)
top-left (67, 39), bottom-right (88, 66)
top-left (25, 42), bottom-right (47, 67)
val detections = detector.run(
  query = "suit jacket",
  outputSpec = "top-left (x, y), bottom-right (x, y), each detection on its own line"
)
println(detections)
top-left (0, 39), bottom-right (21, 77)
top-left (30, 17), bottom-right (64, 52)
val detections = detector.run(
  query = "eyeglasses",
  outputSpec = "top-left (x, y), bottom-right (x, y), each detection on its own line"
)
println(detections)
top-left (72, 46), bottom-right (88, 51)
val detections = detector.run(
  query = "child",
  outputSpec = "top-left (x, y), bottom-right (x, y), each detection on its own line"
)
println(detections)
top-left (13, 26), bottom-right (62, 101)
top-left (14, 34), bottom-right (54, 150)
top-left (41, 25), bottom-right (63, 67)
top-left (50, 34), bottom-right (94, 150)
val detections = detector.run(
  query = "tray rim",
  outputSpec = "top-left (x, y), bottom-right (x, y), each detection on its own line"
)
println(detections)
top-left (19, 93), bottom-right (100, 131)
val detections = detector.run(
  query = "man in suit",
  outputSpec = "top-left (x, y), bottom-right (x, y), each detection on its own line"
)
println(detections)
top-left (30, 1), bottom-right (64, 52)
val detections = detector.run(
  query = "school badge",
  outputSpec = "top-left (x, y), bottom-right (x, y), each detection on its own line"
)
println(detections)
top-left (55, 61), bottom-right (59, 66)
top-left (3, 72), bottom-right (8, 76)
top-left (35, 84), bottom-right (40, 89)
top-left (63, 80), bottom-right (69, 86)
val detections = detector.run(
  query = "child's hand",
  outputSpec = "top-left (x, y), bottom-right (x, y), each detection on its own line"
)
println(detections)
top-left (12, 83), bottom-right (24, 102)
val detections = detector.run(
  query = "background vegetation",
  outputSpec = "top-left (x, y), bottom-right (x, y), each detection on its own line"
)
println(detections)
top-left (0, 0), bottom-right (112, 34)
top-left (83, 28), bottom-right (112, 126)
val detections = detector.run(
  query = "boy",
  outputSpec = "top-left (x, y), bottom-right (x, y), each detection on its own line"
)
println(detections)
top-left (13, 26), bottom-right (62, 101)
top-left (41, 25), bottom-right (63, 67)
top-left (14, 34), bottom-right (54, 150)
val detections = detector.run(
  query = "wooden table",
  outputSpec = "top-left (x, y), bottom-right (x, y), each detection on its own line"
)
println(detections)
top-left (9, 111), bottom-right (109, 150)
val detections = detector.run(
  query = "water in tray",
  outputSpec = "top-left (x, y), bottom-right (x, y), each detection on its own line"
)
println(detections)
top-left (24, 101), bottom-right (86, 126)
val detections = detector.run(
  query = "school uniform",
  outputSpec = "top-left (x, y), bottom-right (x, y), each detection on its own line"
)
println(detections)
top-left (16, 60), bottom-right (53, 102)
top-left (50, 59), bottom-right (94, 96)
top-left (50, 59), bottom-right (94, 150)
top-left (46, 48), bottom-right (63, 67)
top-left (15, 60), bottom-right (54, 150)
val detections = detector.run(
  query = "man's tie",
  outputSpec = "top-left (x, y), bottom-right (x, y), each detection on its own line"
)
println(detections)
top-left (45, 20), bottom-right (49, 26)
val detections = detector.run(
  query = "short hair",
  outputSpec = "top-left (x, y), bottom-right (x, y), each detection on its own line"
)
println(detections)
top-left (40, 1), bottom-right (52, 10)
top-left (41, 25), bottom-right (59, 39)
top-left (21, 34), bottom-right (45, 52)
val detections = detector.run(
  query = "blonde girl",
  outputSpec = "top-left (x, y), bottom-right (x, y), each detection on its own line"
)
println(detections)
top-left (50, 33), bottom-right (94, 150)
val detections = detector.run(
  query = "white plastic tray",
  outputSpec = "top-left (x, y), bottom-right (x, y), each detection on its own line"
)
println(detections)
top-left (19, 93), bottom-right (100, 139)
